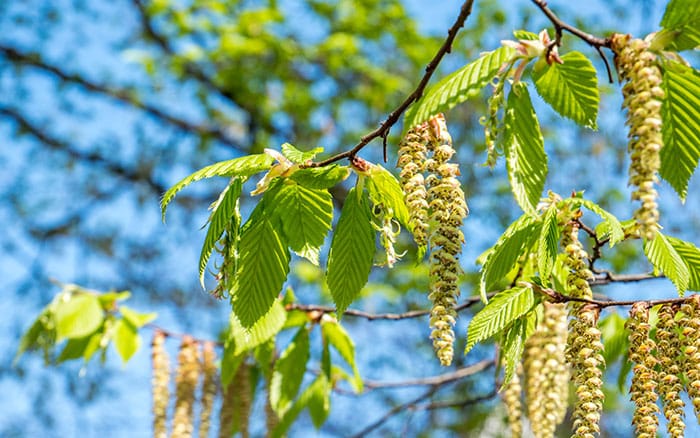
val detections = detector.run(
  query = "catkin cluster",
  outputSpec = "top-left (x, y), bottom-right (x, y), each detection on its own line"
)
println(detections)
top-left (398, 114), bottom-right (468, 366)
top-left (199, 342), bottom-right (218, 438)
top-left (681, 296), bottom-right (700, 418)
top-left (522, 302), bottom-right (570, 438)
top-left (611, 34), bottom-right (664, 241)
top-left (502, 365), bottom-right (523, 438)
top-left (657, 304), bottom-right (686, 437)
top-left (561, 218), bottom-right (605, 438)
top-left (626, 303), bottom-right (660, 438)
top-left (219, 362), bottom-right (252, 438)
top-left (173, 336), bottom-right (201, 438)
top-left (152, 330), bottom-right (170, 438)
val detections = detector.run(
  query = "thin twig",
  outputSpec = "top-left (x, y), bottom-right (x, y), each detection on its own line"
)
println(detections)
top-left (308, 0), bottom-right (476, 168)
top-left (363, 359), bottom-right (494, 390)
top-left (416, 388), bottom-right (498, 411)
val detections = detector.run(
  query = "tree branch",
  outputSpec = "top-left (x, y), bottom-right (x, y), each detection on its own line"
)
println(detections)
top-left (0, 45), bottom-right (242, 148)
top-left (363, 359), bottom-right (494, 390)
top-left (308, 0), bottom-right (476, 168)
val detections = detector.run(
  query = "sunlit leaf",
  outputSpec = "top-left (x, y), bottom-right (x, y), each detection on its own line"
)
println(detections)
top-left (119, 305), bottom-right (156, 328)
top-left (667, 236), bottom-right (700, 291)
top-left (500, 309), bottom-right (536, 388)
top-left (281, 143), bottom-right (324, 164)
top-left (270, 327), bottom-right (311, 416)
top-left (54, 294), bottom-right (104, 340)
top-left (365, 164), bottom-right (410, 228)
top-left (289, 165), bottom-right (350, 190)
top-left (321, 318), bottom-right (362, 392)
top-left (230, 299), bottom-right (287, 355)
top-left (644, 232), bottom-right (690, 294)
top-left (113, 318), bottom-right (141, 363)
top-left (537, 205), bottom-right (559, 280)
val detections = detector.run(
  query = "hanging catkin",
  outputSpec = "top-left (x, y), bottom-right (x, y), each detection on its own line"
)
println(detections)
top-left (152, 330), bottom-right (170, 438)
top-left (657, 304), bottom-right (686, 437)
top-left (198, 341), bottom-right (218, 438)
top-left (172, 336), bottom-right (200, 438)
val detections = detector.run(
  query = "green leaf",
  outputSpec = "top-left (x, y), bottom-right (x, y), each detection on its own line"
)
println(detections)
top-left (220, 339), bottom-right (246, 388)
top-left (644, 232), bottom-right (690, 294)
top-left (281, 143), bottom-right (324, 164)
top-left (465, 285), bottom-right (536, 355)
top-left (268, 182), bottom-right (333, 265)
top-left (537, 205), bottom-right (559, 281)
top-left (321, 318), bottom-right (362, 392)
top-left (480, 214), bottom-right (540, 300)
top-left (659, 0), bottom-right (700, 51)
top-left (270, 327), bottom-right (311, 416)
top-left (119, 305), bottom-right (156, 328)
top-left (533, 51), bottom-right (599, 129)
top-left (97, 290), bottom-right (131, 308)
top-left (15, 316), bottom-right (48, 364)
top-left (271, 375), bottom-right (330, 438)
top-left (365, 164), bottom-right (410, 228)
top-left (500, 310), bottom-right (537, 388)
top-left (667, 236), bottom-right (700, 291)
top-left (232, 216), bottom-right (291, 328)
top-left (503, 83), bottom-right (548, 214)
top-left (326, 187), bottom-right (375, 315)
top-left (404, 46), bottom-right (515, 128)
top-left (230, 298), bottom-right (287, 355)
top-left (661, 0), bottom-right (700, 28)
top-left (512, 30), bottom-right (538, 40)
top-left (289, 165), bottom-right (350, 190)
top-left (161, 153), bottom-right (274, 220)
top-left (198, 178), bottom-right (242, 288)
top-left (56, 336), bottom-right (92, 363)
top-left (660, 60), bottom-right (700, 200)
top-left (113, 318), bottom-right (141, 363)
top-left (567, 198), bottom-right (624, 246)
top-left (306, 375), bottom-right (331, 429)
top-left (54, 294), bottom-right (105, 340)
top-left (600, 312), bottom-right (629, 365)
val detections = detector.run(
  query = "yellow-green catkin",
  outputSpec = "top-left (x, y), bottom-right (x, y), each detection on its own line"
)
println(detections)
top-left (502, 364), bottom-right (523, 438)
top-left (681, 296), bottom-right (700, 420)
top-left (611, 34), bottom-right (664, 241)
top-left (172, 336), bottom-right (201, 438)
top-left (425, 113), bottom-right (468, 366)
top-left (198, 342), bottom-right (218, 438)
top-left (627, 302), bottom-right (660, 438)
top-left (523, 302), bottom-right (570, 438)
top-left (152, 330), bottom-right (170, 438)
top-left (397, 121), bottom-right (432, 247)
top-left (219, 362), bottom-right (251, 438)
top-left (657, 304), bottom-right (686, 437)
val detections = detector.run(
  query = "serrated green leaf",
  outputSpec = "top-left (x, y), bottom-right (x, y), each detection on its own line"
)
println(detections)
top-left (659, 0), bottom-right (700, 50)
top-left (161, 154), bottom-right (274, 221)
top-left (113, 318), bottom-right (141, 363)
top-left (54, 294), bottom-right (104, 340)
top-left (289, 165), bottom-right (350, 189)
top-left (644, 232), bottom-right (690, 294)
top-left (281, 143), bottom-right (324, 164)
top-left (500, 310), bottom-right (536, 388)
top-left (404, 46), bottom-right (515, 128)
top-left (199, 178), bottom-right (242, 288)
top-left (567, 198), bottom-right (624, 246)
top-left (365, 164), bottom-right (409, 228)
top-left (327, 187), bottom-right (375, 315)
top-left (267, 182), bottom-right (333, 265)
top-left (504, 83), bottom-right (548, 214)
top-left (667, 236), bottom-right (700, 291)
top-left (512, 30), bottom-right (538, 40)
top-left (232, 217), bottom-right (291, 327)
top-left (56, 336), bottom-right (92, 363)
top-left (307, 374), bottom-right (331, 429)
top-left (321, 319), bottom-right (362, 392)
top-left (271, 374), bottom-right (330, 438)
top-left (270, 327), bottom-right (311, 416)
top-left (15, 316), bottom-right (48, 364)
top-left (231, 298), bottom-right (287, 355)
top-left (220, 340), bottom-right (245, 388)
top-left (480, 214), bottom-right (540, 300)
top-left (533, 51), bottom-right (599, 129)
top-left (661, 0), bottom-right (700, 28)
top-left (537, 205), bottom-right (560, 281)
top-left (119, 305), bottom-right (156, 328)
top-left (660, 60), bottom-right (700, 200)
top-left (465, 285), bottom-right (536, 355)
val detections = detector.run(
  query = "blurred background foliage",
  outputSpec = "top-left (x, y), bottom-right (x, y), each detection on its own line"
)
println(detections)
top-left (2, 0), bottom-right (698, 436)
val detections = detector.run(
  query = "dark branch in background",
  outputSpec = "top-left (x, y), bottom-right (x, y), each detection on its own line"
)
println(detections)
top-left (363, 359), bottom-right (494, 390)
top-left (309, 0), bottom-right (476, 168)
top-left (0, 45), bottom-right (242, 149)
top-left (530, 0), bottom-right (614, 83)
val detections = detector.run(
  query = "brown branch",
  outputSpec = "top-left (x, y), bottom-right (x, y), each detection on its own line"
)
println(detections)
top-left (531, 0), bottom-right (614, 83)
top-left (308, 0), bottom-right (476, 168)
top-left (416, 388), bottom-right (498, 411)
top-left (349, 388), bottom-right (438, 438)
top-left (0, 45), bottom-right (242, 148)
top-left (363, 359), bottom-right (494, 390)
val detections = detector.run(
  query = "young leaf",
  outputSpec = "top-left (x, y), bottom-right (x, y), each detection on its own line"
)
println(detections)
top-left (270, 327), bottom-right (311, 416)
top-left (326, 187), bottom-right (375, 315)
top-left (403, 46), bottom-right (515, 128)
top-left (232, 216), bottom-right (291, 328)
top-left (567, 198), bottom-right (624, 246)
top-left (537, 205), bottom-right (560, 281)
top-left (644, 232), bottom-right (690, 294)
top-left (198, 178), bottom-right (242, 288)
top-left (479, 214), bottom-right (540, 300)
top-left (503, 83), bottom-right (548, 214)
top-left (118, 305), bottom-right (157, 328)
top-left (289, 165), bottom-right (350, 190)
top-left (57, 336), bottom-right (92, 363)
top-left (500, 310), bottom-right (537, 387)
top-left (54, 294), bottom-right (105, 340)
top-left (533, 51), bottom-right (599, 129)
top-left (281, 143), bottom-right (324, 164)
top-left (113, 318), bottom-right (141, 363)
top-left (230, 298), bottom-right (287, 355)
top-left (658, 0), bottom-right (700, 51)
top-left (267, 182), bottom-right (333, 265)
top-left (321, 318), bottom-right (362, 392)
top-left (667, 236), bottom-right (700, 291)
top-left (271, 374), bottom-right (329, 438)
top-left (659, 60), bottom-right (700, 200)
top-left (161, 153), bottom-right (274, 220)
top-left (365, 164), bottom-right (410, 228)
top-left (465, 285), bottom-right (536, 355)
top-left (306, 374), bottom-right (331, 429)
